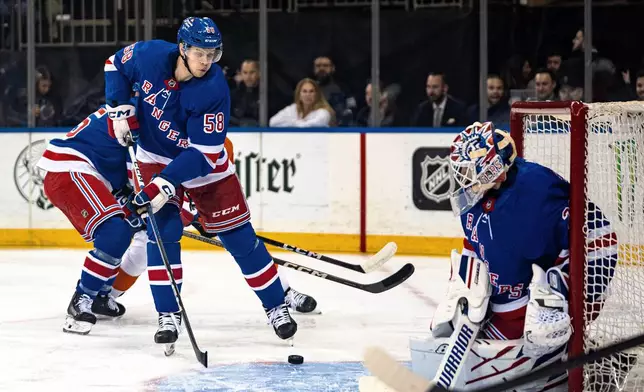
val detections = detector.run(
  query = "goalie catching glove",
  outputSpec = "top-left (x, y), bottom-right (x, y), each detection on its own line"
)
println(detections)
top-left (523, 264), bottom-right (572, 356)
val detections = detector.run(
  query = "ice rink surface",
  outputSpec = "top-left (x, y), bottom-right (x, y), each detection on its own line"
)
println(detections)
top-left (0, 248), bottom-right (450, 391)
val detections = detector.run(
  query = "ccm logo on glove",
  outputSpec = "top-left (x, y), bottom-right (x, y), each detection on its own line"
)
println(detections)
top-left (133, 176), bottom-right (176, 214)
top-left (106, 104), bottom-right (140, 147)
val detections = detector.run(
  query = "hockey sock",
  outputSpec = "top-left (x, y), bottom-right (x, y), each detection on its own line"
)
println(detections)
top-left (278, 266), bottom-right (290, 292)
top-left (111, 269), bottom-right (140, 298)
top-left (146, 206), bottom-right (183, 313)
top-left (78, 217), bottom-right (131, 298)
top-left (98, 276), bottom-right (117, 297)
top-left (110, 231), bottom-right (148, 297)
top-left (219, 222), bottom-right (285, 310)
top-left (147, 241), bottom-right (181, 312)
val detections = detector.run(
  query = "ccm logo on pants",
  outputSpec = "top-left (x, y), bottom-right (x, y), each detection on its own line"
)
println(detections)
top-left (212, 204), bottom-right (240, 217)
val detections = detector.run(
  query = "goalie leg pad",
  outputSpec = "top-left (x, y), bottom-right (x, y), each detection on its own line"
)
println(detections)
top-left (431, 250), bottom-right (491, 337)
top-left (410, 336), bottom-right (567, 391)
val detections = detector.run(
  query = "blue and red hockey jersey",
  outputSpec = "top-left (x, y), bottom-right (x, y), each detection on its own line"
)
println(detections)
top-left (37, 106), bottom-right (128, 192)
top-left (458, 158), bottom-right (618, 322)
top-left (104, 40), bottom-right (234, 189)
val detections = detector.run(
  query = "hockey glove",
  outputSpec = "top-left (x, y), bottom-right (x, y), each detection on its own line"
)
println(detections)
top-left (106, 103), bottom-right (139, 147)
top-left (133, 174), bottom-right (176, 215)
top-left (113, 184), bottom-right (146, 233)
top-left (523, 264), bottom-right (572, 356)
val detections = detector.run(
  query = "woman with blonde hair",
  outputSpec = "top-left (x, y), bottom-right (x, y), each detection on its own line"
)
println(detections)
top-left (269, 78), bottom-right (335, 127)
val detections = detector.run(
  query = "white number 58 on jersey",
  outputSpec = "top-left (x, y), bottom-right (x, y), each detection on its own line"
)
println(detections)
top-left (203, 113), bottom-right (225, 133)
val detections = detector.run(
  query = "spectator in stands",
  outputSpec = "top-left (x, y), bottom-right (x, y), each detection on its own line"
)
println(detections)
top-left (312, 56), bottom-right (356, 126)
top-left (355, 80), bottom-right (402, 127)
top-left (532, 68), bottom-right (558, 101)
top-left (467, 74), bottom-right (510, 125)
top-left (410, 72), bottom-right (466, 127)
top-left (502, 55), bottom-right (534, 91)
top-left (5, 65), bottom-right (61, 127)
top-left (546, 51), bottom-right (563, 74)
top-left (558, 70), bottom-right (584, 101)
top-left (635, 70), bottom-right (644, 101)
top-left (269, 78), bottom-right (335, 127)
top-left (230, 59), bottom-right (260, 126)
top-left (525, 50), bottom-right (565, 92)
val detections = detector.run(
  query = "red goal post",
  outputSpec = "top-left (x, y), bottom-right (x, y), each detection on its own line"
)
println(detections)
top-left (510, 100), bottom-right (644, 392)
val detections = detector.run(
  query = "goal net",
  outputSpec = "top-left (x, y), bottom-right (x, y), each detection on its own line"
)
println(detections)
top-left (510, 101), bottom-right (644, 392)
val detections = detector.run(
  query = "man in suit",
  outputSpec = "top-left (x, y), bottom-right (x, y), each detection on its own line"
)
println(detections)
top-left (411, 72), bottom-right (466, 127)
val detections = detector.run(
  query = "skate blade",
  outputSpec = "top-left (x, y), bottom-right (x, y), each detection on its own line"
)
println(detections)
top-left (164, 343), bottom-right (175, 356)
top-left (63, 317), bottom-right (93, 335)
top-left (94, 313), bottom-right (124, 321)
top-left (294, 308), bottom-right (322, 315)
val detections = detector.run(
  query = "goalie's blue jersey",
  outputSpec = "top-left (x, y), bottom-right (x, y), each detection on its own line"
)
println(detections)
top-left (458, 157), bottom-right (618, 318)
top-left (104, 40), bottom-right (234, 188)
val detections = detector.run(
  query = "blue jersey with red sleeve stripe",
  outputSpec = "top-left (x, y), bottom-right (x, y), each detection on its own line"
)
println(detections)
top-left (458, 158), bottom-right (618, 318)
top-left (37, 106), bottom-right (129, 192)
top-left (104, 40), bottom-right (233, 188)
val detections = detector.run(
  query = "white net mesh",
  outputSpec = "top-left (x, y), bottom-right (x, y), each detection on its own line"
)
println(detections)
top-left (518, 101), bottom-right (644, 392)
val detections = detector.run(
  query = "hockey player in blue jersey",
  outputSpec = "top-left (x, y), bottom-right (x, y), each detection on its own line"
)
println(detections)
top-left (103, 16), bottom-right (305, 346)
top-left (410, 121), bottom-right (619, 390)
top-left (37, 105), bottom-right (145, 334)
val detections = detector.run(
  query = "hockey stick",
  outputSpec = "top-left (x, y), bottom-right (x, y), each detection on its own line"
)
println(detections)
top-left (430, 302), bottom-right (480, 390)
top-left (256, 234), bottom-right (398, 274)
top-left (182, 230), bottom-right (415, 294)
top-left (363, 300), bottom-right (480, 392)
top-left (128, 146), bottom-right (208, 368)
top-left (364, 331), bottom-right (644, 392)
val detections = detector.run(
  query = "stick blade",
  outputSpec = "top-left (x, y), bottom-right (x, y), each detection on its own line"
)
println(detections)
top-left (363, 346), bottom-right (432, 392)
top-left (198, 350), bottom-right (208, 368)
top-left (362, 242), bottom-right (398, 273)
top-left (369, 263), bottom-right (415, 293)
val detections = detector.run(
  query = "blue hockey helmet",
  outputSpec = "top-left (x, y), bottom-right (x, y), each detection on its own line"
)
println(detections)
top-left (177, 17), bottom-right (223, 62)
top-left (448, 121), bottom-right (517, 215)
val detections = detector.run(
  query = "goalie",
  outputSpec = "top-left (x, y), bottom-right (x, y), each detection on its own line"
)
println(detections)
top-left (410, 122), bottom-right (619, 391)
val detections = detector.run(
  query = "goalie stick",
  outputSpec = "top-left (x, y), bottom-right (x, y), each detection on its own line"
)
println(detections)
top-left (128, 146), bottom-right (208, 368)
top-left (364, 331), bottom-right (644, 392)
top-left (182, 230), bottom-right (415, 294)
top-left (363, 299), bottom-right (479, 392)
top-left (256, 235), bottom-right (398, 274)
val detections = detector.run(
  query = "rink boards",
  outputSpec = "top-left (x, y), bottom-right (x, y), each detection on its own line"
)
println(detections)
top-left (1, 128), bottom-right (464, 255)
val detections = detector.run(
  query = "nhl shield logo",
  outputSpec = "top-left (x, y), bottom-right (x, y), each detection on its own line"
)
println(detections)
top-left (420, 155), bottom-right (455, 203)
top-left (412, 147), bottom-right (455, 211)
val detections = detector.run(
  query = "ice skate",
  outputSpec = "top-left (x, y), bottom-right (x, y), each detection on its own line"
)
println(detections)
top-left (91, 294), bottom-right (126, 319)
top-left (155, 312), bottom-right (182, 356)
top-left (285, 287), bottom-right (320, 314)
top-left (266, 303), bottom-right (297, 342)
top-left (63, 291), bottom-right (97, 335)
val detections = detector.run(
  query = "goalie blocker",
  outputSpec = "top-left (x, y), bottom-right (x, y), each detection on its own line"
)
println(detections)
top-left (409, 250), bottom-right (570, 391)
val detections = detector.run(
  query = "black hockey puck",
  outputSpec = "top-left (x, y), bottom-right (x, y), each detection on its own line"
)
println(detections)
top-left (288, 355), bottom-right (304, 364)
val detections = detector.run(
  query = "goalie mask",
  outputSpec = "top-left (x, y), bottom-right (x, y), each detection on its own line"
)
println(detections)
top-left (448, 122), bottom-right (517, 215)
